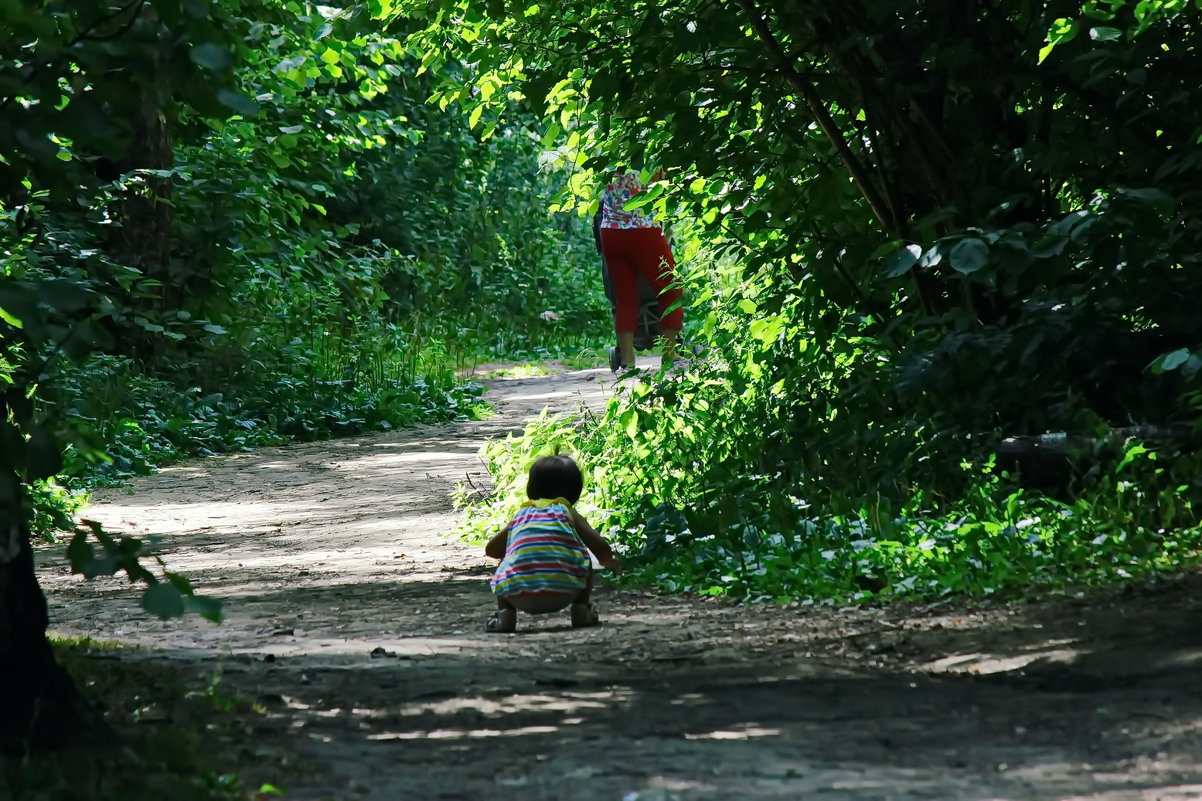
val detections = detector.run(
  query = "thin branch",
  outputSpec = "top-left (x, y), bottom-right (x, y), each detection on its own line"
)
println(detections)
top-left (734, 0), bottom-right (897, 235)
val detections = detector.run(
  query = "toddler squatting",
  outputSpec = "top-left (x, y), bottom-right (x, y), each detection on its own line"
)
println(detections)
top-left (484, 455), bottom-right (621, 633)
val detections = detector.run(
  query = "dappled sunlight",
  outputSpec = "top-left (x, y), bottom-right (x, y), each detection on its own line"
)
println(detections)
top-left (924, 647), bottom-right (1082, 675)
top-left (329, 450), bottom-right (472, 470)
top-left (238, 460), bottom-right (305, 471)
top-left (88, 499), bottom-right (327, 530)
top-left (498, 388), bottom-right (598, 406)
top-left (683, 725), bottom-right (781, 740)
top-left (154, 465), bottom-right (209, 476)
top-left (399, 690), bottom-right (624, 719)
top-left (367, 724), bottom-right (562, 741)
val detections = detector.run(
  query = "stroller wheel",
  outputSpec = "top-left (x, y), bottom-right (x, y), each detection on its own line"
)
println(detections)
top-left (608, 346), bottom-right (622, 373)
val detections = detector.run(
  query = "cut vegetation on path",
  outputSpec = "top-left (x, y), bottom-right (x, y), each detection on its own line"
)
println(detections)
top-left (36, 361), bottom-right (1202, 801)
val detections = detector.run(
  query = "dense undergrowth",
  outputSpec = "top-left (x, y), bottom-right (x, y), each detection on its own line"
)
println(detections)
top-left (458, 235), bottom-right (1202, 604)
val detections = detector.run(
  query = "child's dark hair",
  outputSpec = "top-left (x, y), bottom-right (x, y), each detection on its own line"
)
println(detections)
top-left (526, 454), bottom-right (583, 504)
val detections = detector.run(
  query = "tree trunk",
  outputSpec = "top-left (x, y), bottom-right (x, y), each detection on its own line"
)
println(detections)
top-left (0, 472), bottom-right (104, 752)
top-left (107, 33), bottom-right (174, 365)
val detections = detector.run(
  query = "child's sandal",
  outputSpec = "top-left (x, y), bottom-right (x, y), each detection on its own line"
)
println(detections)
top-left (486, 609), bottom-right (517, 633)
top-left (570, 602), bottom-right (600, 628)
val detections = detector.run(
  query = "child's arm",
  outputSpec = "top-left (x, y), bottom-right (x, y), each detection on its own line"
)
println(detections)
top-left (484, 525), bottom-right (510, 559)
top-left (569, 509), bottom-right (621, 570)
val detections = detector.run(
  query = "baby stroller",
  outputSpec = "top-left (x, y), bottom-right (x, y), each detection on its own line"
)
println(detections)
top-left (594, 212), bottom-right (663, 372)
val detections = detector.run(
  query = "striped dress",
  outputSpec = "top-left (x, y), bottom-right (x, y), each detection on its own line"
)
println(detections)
top-left (491, 498), bottom-right (591, 598)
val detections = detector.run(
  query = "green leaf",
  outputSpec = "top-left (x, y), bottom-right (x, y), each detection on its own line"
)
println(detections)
top-left (217, 90), bottom-right (259, 116)
top-left (620, 408), bottom-right (639, 438)
top-left (39, 279), bottom-right (93, 313)
top-left (949, 238), bottom-right (989, 275)
top-left (0, 304), bottom-right (22, 328)
top-left (165, 570), bottom-right (194, 594)
top-left (621, 183), bottom-right (664, 211)
top-left (883, 244), bottom-right (921, 277)
top-left (1151, 348), bottom-right (1192, 373)
top-left (0, 283), bottom-right (38, 330)
top-left (142, 582), bottom-right (186, 620)
top-left (190, 43), bottom-right (231, 72)
top-left (1089, 26), bottom-right (1122, 41)
top-left (183, 595), bottom-right (224, 623)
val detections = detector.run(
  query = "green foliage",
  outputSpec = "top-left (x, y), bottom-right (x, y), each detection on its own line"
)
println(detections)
top-left (464, 380), bottom-right (1202, 603)
top-left (559, 348), bottom-right (609, 371)
top-left (416, 0), bottom-right (1202, 603)
top-left (53, 353), bottom-right (487, 484)
top-left (1, 0), bottom-right (260, 618)
top-left (2, 0), bottom-right (608, 598)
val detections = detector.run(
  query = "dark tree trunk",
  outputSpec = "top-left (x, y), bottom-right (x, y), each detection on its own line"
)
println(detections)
top-left (0, 473), bottom-right (104, 752)
top-left (107, 36), bottom-right (174, 365)
top-left (109, 87), bottom-right (173, 291)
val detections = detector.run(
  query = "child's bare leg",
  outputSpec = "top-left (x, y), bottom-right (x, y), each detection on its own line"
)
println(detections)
top-left (487, 596), bottom-right (517, 633)
top-left (571, 569), bottom-right (599, 628)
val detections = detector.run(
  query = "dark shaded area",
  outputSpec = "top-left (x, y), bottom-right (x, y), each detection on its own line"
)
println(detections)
top-left (56, 568), bottom-right (1202, 800)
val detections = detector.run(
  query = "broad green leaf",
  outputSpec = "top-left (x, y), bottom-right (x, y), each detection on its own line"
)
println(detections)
top-left (621, 183), bottom-right (664, 211)
top-left (0, 305), bottom-right (22, 328)
top-left (190, 43), bottom-right (231, 72)
top-left (949, 238), bottom-right (989, 275)
top-left (217, 89), bottom-right (259, 116)
top-left (620, 408), bottom-right (639, 438)
top-left (142, 582), bottom-right (186, 620)
top-left (1151, 348), bottom-right (1192, 373)
top-left (883, 244), bottom-right (921, 277)
top-left (184, 595), bottom-right (224, 623)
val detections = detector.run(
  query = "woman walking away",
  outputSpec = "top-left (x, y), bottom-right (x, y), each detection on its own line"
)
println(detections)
top-left (598, 168), bottom-right (682, 368)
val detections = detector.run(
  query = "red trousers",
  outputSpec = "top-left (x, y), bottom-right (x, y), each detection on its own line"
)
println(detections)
top-left (599, 227), bottom-right (683, 333)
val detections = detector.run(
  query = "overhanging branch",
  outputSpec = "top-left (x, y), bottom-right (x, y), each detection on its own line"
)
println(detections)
top-left (735, 0), bottom-right (897, 235)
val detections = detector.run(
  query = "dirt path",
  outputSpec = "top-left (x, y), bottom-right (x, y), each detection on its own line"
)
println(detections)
top-left (36, 360), bottom-right (1202, 801)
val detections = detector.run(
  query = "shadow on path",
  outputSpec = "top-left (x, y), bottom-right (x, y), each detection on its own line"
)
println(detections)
top-left (35, 363), bottom-right (1202, 800)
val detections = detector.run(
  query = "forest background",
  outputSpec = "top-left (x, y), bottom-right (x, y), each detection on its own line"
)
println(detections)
top-left (3, 0), bottom-right (1202, 765)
